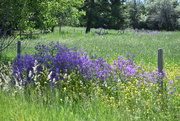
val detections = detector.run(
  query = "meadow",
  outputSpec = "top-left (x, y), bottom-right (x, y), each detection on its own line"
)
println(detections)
top-left (0, 27), bottom-right (180, 121)
top-left (2, 27), bottom-right (180, 65)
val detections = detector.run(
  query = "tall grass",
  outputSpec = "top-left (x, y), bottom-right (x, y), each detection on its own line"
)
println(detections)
top-left (0, 88), bottom-right (132, 121)
top-left (3, 26), bottom-right (180, 66)
top-left (1, 27), bottom-right (179, 120)
top-left (1, 81), bottom-right (179, 121)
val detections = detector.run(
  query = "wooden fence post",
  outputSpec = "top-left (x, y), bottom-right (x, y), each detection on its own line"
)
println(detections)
top-left (158, 49), bottom-right (163, 73)
top-left (158, 48), bottom-right (163, 88)
top-left (158, 48), bottom-right (166, 110)
top-left (17, 41), bottom-right (21, 57)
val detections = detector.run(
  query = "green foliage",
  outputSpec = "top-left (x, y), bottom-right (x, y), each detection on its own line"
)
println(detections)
top-left (2, 27), bottom-right (180, 67)
top-left (126, 0), bottom-right (147, 29)
top-left (122, 0), bottom-right (180, 30)
top-left (0, 27), bottom-right (180, 120)
top-left (0, 61), bottom-right (180, 120)
top-left (80, 0), bottom-right (127, 33)
top-left (145, 0), bottom-right (180, 30)
top-left (1, 0), bottom-right (179, 36)
top-left (0, 0), bottom-right (85, 37)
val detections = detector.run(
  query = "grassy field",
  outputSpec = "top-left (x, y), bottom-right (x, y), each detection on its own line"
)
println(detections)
top-left (3, 26), bottom-right (180, 66)
top-left (1, 87), bottom-right (179, 121)
top-left (0, 27), bottom-right (180, 121)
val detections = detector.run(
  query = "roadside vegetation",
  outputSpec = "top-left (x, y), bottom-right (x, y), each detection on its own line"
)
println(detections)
top-left (0, 0), bottom-right (180, 120)
top-left (0, 27), bottom-right (180, 121)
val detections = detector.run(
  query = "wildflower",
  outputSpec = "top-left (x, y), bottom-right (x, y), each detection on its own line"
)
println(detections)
top-left (169, 80), bottom-right (174, 85)
top-left (168, 92), bottom-right (173, 95)
top-left (126, 52), bottom-right (130, 57)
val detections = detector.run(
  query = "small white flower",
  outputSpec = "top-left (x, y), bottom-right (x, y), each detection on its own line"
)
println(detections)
top-left (47, 71), bottom-right (52, 80)
top-left (28, 70), bottom-right (32, 78)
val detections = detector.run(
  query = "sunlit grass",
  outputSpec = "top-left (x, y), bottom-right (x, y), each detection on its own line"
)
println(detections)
top-left (1, 72), bottom-right (179, 121)
top-left (0, 27), bottom-right (179, 120)
top-left (0, 58), bottom-right (180, 121)
top-left (3, 26), bottom-right (180, 66)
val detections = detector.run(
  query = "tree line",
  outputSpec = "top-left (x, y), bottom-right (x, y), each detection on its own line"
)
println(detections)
top-left (0, 0), bottom-right (180, 38)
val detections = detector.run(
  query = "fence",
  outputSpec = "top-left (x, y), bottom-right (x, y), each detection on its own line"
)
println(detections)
top-left (56, 27), bottom-right (169, 36)
top-left (55, 27), bottom-right (128, 35)
top-left (1, 40), bottom-right (180, 66)
top-left (2, 41), bottom-right (180, 67)
top-left (1, 40), bottom-right (180, 73)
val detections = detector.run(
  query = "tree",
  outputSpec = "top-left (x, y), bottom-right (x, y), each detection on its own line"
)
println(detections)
top-left (49, 0), bottom-right (85, 32)
top-left (146, 0), bottom-right (180, 30)
top-left (0, 0), bottom-right (84, 58)
top-left (0, 0), bottom-right (85, 37)
top-left (126, 0), bottom-right (146, 29)
top-left (0, 0), bottom-right (30, 57)
top-left (0, 0), bottom-right (28, 37)
top-left (80, 0), bottom-right (126, 33)
top-left (107, 0), bottom-right (127, 29)
top-left (80, 0), bottom-right (99, 33)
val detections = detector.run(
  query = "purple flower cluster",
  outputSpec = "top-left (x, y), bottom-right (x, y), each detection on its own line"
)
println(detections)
top-left (94, 27), bottom-right (108, 36)
top-left (13, 54), bottom-right (35, 78)
top-left (13, 42), bottom-right (113, 85)
top-left (12, 42), bottom-right (177, 96)
top-left (134, 29), bottom-right (160, 36)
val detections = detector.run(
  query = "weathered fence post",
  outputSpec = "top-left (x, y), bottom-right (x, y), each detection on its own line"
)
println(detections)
top-left (17, 41), bottom-right (21, 57)
top-left (158, 48), bottom-right (165, 110)
top-left (158, 48), bottom-right (163, 88)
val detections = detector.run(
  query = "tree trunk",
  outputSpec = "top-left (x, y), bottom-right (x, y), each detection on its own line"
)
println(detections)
top-left (86, 19), bottom-right (92, 33)
top-left (51, 26), bottom-right (55, 33)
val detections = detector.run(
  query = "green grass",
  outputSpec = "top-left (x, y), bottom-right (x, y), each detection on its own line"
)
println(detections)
top-left (0, 27), bottom-right (180, 121)
top-left (1, 86), bottom-right (179, 121)
top-left (2, 26), bottom-right (180, 67)
top-left (0, 90), bottom-right (115, 121)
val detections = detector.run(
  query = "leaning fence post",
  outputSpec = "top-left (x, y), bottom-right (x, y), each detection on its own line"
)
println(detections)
top-left (17, 41), bottom-right (21, 57)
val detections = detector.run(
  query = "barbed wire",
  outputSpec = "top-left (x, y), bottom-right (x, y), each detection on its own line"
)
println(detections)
top-left (6, 43), bottom-right (179, 57)
top-left (85, 50), bottom-right (180, 56)
top-left (1, 32), bottom-right (180, 67)
top-left (163, 53), bottom-right (180, 56)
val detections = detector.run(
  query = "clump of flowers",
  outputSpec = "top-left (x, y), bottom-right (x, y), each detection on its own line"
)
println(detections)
top-left (11, 42), bottom-right (178, 100)
top-left (94, 27), bottom-right (108, 35)
top-left (13, 42), bottom-right (113, 86)
top-left (0, 42), bottom-right (179, 120)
